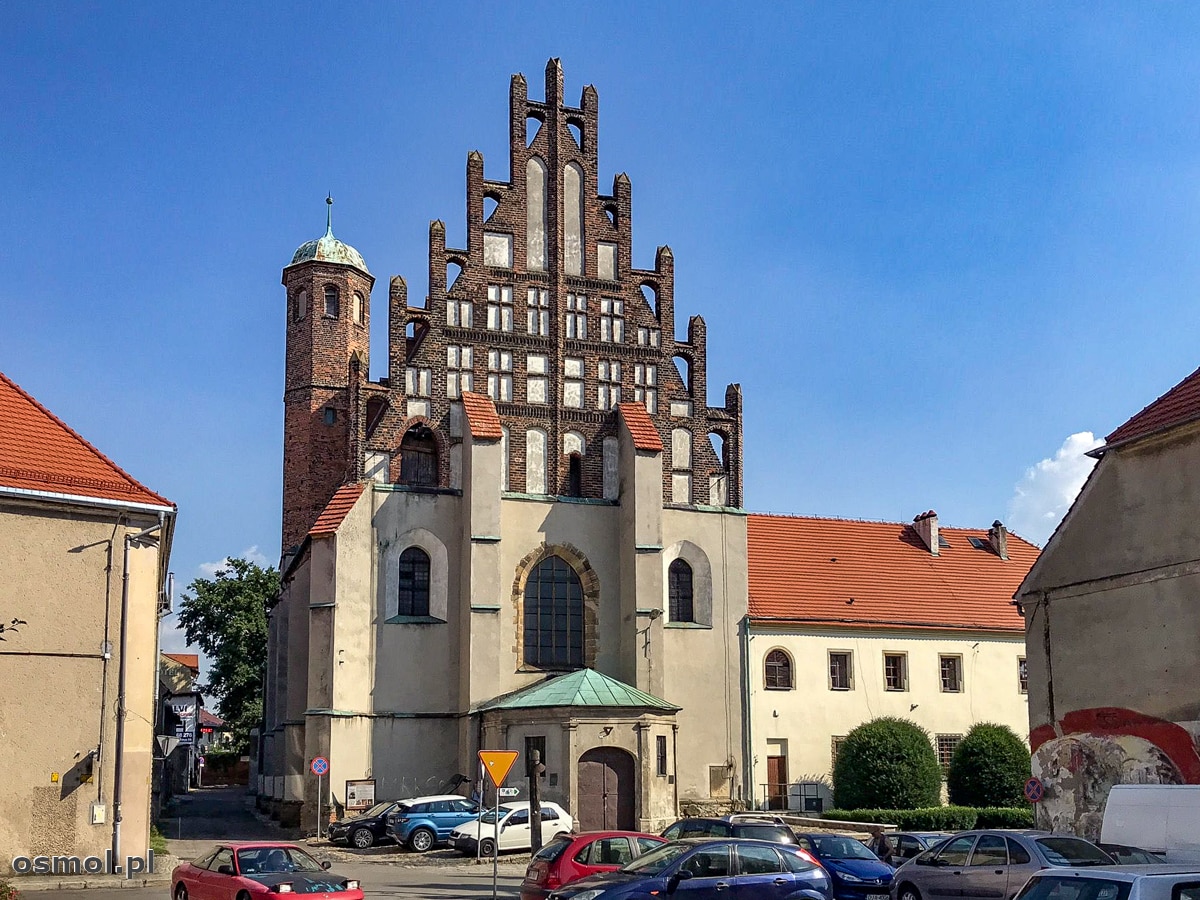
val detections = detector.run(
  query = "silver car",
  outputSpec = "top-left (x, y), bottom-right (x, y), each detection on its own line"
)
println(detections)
top-left (892, 830), bottom-right (1114, 900)
top-left (1014, 865), bottom-right (1200, 900)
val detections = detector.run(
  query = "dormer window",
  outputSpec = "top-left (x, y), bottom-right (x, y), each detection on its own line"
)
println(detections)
top-left (324, 285), bottom-right (340, 318)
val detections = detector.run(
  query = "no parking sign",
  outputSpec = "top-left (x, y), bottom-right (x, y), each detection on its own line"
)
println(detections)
top-left (310, 756), bottom-right (329, 776)
top-left (1024, 777), bottom-right (1045, 803)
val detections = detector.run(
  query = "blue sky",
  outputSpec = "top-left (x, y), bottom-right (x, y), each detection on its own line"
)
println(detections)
top-left (4, 4), bottom-right (1200, 662)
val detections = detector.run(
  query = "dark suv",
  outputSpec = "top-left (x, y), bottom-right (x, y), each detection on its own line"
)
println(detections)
top-left (661, 814), bottom-right (801, 847)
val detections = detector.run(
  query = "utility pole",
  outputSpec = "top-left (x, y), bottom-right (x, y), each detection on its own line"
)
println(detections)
top-left (528, 749), bottom-right (546, 853)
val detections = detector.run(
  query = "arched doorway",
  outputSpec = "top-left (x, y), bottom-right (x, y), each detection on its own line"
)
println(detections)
top-left (577, 747), bottom-right (636, 831)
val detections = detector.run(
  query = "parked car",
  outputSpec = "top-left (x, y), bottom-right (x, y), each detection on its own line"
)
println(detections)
top-left (547, 837), bottom-right (833, 899)
top-left (868, 833), bottom-right (953, 868)
top-left (521, 831), bottom-right (668, 900)
top-left (450, 801), bottom-right (574, 856)
top-left (891, 830), bottom-right (1115, 900)
top-left (794, 832), bottom-right (896, 900)
top-left (385, 794), bottom-right (482, 852)
top-left (171, 842), bottom-right (363, 900)
top-left (662, 813), bottom-right (805, 847)
top-left (1014, 865), bottom-right (1200, 900)
top-left (327, 800), bottom-right (404, 848)
top-left (1099, 844), bottom-right (1166, 865)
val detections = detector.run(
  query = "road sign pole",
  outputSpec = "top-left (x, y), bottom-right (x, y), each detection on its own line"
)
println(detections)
top-left (317, 772), bottom-right (322, 840)
top-left (476, 758), bottom-right (484, 863)
top-left (492, 788), bottom-right (499, 900)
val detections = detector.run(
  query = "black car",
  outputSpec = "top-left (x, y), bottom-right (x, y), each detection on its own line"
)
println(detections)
top-left (327, 800), bottom-right (403, 848)
top-left (661, 813), bottom-right (800, 846)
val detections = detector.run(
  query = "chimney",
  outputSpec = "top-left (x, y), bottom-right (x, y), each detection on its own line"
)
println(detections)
top-left (913, 510), bottom-right (939, 556)
top-left (988, 520), bottom-right (1009, 560)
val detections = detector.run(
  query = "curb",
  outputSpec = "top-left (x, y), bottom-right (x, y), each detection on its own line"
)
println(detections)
top-left (9, 872), bottom-right (172, 892)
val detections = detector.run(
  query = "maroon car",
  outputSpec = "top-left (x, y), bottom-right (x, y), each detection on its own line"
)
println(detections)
top-left (522, 831), bottom-right (668, 900)
top-left (171, 842), bottom-right (364, 899)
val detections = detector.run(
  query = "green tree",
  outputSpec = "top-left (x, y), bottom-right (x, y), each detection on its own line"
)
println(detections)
top-left (833, 717), bottom-right (942, 810)
top-left (947, 722), bottom-right (1030, 808)
top-left (178, 557), bottom-right (278, 752)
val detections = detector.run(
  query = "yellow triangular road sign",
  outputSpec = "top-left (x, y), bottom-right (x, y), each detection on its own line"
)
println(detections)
top-left (478, 750), bottom-right (519, 787)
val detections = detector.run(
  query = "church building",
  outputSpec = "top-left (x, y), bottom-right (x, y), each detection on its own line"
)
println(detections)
top-left (263, 60), bottom-right (747, 834)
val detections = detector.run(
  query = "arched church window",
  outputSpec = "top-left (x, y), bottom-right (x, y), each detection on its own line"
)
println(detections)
top-left (524, 556), bottom-right (583, 670)
top-left (353, 291), bottom-right (364, 324)
top-left (400, 424), bottom-right (438, 487)
top-left (397, 547), bottom-right (431, 617)
top-left (324, 285), bottom-right (340, 318)
top-left (668, 559), bottom-right (694, 622)
top-left (765, 649), bottom-right (793, 690)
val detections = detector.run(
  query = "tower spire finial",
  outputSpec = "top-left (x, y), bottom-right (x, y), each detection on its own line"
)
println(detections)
top-left (326, 193), bottom-right (334, 235)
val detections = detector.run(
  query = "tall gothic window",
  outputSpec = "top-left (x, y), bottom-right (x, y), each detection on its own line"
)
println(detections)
top-left (324, 285), bottom-right (339, 318)
top-left (524, 556), bottom-right (583, 670)
top-left (397, 547), bottom-right (431, 617)
top-left (668, 559), bottom-right (694, 623)
top-left (400, 424), bottom-right (438, 487)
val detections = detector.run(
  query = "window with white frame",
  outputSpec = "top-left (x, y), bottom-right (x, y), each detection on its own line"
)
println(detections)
top-left (486, 284), bottom-right (514, 332)
top-left (527, 287), bottom-right (549, 336)
top-left (527, 353), bottom-right (548, 405)
top-left (564, 357), bottom-right (584, 409)
top-left (566, 292), bottom-right (587, 339)
top-left (634, 364), bottom-right (657, 413)
top-left (487, 349), bottom-right (513, 402)
top-left (446, 296), bottom-right (473, 328)
top-left (637, 326), bottom-right (660, 347)
top-left (446, 345), bottom-right (473, 398)
top-left (597, 360), bottom-right (621, 410)
top-left (405, 367), bottom-right (431, 397)
top-left (599, 297), bottom-right (624, 343)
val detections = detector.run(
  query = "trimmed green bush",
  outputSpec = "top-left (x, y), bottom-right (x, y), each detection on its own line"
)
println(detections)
top-left (833, 717), bottom-right (942, 810)
top-left (947, 723), bottom-right (1031, 808)
top-left (822, 807), bottom-right (979, 831)
top-left (975, 807), bottom-right (1035, 829)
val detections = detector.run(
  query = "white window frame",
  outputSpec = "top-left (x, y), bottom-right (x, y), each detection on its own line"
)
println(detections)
top-left (447, 345), bottom-right (474, 398)
top-left (527, 353), bottom-right (549, 405)
top-left (487, 349), bottom-right (513, 402)
top-left (597, 360), bottom-right (621, 410)
top-left (447, 297), bottom-right (473, 328)
top-left (527, 288), bottom-right (550, 336)
top-left (405, 367), bottom-right (431, 398)
top-left (599, 297), bottom-right (624, 343)
top-left (566, 292), bottom-right (587, 339)
top-left (564, 357), bottom-right (584, 409)
top-left (634, 363), bottom-right (657, 414)
top-left (486, 284), bottom-right (514, 332)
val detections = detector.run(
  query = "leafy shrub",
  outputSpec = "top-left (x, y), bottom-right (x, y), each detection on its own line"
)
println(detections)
top-left (822, 807), bottom-right (979, 831)
top-left (975, 807), bottom-right (1034, 829)
top-left (832, 717), bottom-right (942, 810)
top-left (0, 879), bottom-right (18, 900)
top-left (947, 723), bottom-right (1031, 808)
top-left (150, 824), bottom-right (168, 854)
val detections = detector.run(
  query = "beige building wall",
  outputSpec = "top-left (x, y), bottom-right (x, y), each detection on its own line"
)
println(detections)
top-left (0, 498), bottom-right (170, 875)
top-left (747, 626), bottom-right (1028, 810)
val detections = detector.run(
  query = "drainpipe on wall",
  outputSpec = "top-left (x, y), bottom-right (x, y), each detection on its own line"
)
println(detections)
top-left (740, 616), bottom-right (754, 809)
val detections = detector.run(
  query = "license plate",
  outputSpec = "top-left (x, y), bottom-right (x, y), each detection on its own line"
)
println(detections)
top-left (868, 893), bottom-right (889, 899)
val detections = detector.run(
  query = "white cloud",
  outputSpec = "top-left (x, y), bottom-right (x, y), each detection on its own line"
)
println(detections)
top-left (1008, 431), bottom-right (1103, 546)
top-left (197, 545), bottom-right (270, 578)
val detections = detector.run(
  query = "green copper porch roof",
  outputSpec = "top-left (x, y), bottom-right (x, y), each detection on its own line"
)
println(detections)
top-left (478, 669), bottom-right (680, 712)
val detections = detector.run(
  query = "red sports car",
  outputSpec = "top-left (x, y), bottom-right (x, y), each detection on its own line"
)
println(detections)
top-left (170, 842), bottom-right (364, 899)
top-left (521, 831), bottom-right (668, 900)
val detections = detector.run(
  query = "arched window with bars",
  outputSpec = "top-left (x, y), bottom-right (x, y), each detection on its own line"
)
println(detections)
top-left (523, 556), bottom-right (584, 670)
top-left (397, 547), bottom-right (431, 617)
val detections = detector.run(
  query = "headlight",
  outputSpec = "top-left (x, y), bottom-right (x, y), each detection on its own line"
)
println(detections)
top-left (572, 891), bottom-right (607, 900)
top-left (345, 880), bottom-right (360, 890)
top-left (837, 871), bottom-right (863, 882)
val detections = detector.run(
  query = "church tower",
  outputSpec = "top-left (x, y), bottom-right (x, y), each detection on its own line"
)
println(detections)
top-left (280, 198), bottom-right (374, 551)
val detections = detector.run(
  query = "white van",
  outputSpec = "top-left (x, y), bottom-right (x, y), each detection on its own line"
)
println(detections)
top-left (1101, 784), bottom-right (1200, 862)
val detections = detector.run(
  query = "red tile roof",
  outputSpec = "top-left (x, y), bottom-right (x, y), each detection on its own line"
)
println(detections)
top-left (1104, 365), bottom-right (1200, 448)
top-left (617, 402), bottom-right (664, 452)
top-left (308, 483), bottom-right (365, 537)
top-left (0, 370), bottom-right (172, 507)
top-left (163, 653), bottom-right (200, 672)
top-left (747, 514), bottom-right (1038, 632)
top-left (199, 708), bottom-right (226, 728)
top-left (460, 391), bottom-right (504, 440)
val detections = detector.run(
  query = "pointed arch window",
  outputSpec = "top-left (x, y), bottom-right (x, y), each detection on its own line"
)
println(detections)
top-left (324, 285), bottom-right (340, 318)
top-left (668, 559), bottom-right (694, 623)
top-left (397, 547), bottom-right (431, 617)
top-left (524, 556), bottom-right (584, 670)
top-left (400, 424), bottom-right (438, 487)
top-left (765, 649), bottom-right (793, 690)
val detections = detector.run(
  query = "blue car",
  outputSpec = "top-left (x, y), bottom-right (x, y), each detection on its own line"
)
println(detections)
top-left (385, 794), bottom-right (481, 852)
top-left (794, 834), bottom-right (895, 900)
top-left (548, 837), bottom-right (832, 899)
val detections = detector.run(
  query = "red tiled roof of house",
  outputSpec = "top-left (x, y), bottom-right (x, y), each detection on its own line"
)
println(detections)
top-left (308, 483), bottom-right (365, 537)
top-left (163, 653), bottom-right (200, 672)
top-left (460, 391), bottom-right (504, 440)
top-left (199, 709), bottom-right (225, 728)
top-left (1104, 365), bottom-right (1200, 448)
top-left (0, 370), bottom-right (172, 507)
top-left (617, 402), bottom-right (663, 452)
top-left (747, 514), bottom-right (1038, 632)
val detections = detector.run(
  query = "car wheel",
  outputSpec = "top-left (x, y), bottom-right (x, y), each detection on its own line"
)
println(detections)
top-left (408, 828), bottom-right (435, 853)
top-left (899, 884), bottom-right (922, 900)
top-left (351, 827), bottom-right (374, 849)
top-left (174, 885), bottom-right (188, 900)
top-left (237, 892), bottom-right (252, 900)
top-left (479, 837), bottom-right (496, 857)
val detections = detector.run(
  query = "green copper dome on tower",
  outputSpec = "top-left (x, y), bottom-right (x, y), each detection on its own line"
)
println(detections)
top-left (287, 196), bottom-right (369, 274)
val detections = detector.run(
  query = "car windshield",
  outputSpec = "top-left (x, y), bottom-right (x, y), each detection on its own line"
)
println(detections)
top-left (1015, 875), bottom-right (1132, 900)
top-left (236, 847), bottom-right (326, 875)
top-left (1036, 838), bottom-right (1114, 867)
top-left (360, 802), bottom-right (392, 817)
top-left (479, 805), bottom-right (516, 824)
top-left (809, 836), bottom-right (878, 860)
top-left (1103, 846), bottom-right (1162, 865)
top-left (622, 842), bottom-right (692, 875)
